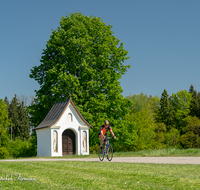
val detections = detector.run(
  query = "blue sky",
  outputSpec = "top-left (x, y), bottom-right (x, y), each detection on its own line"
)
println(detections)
top-left (1, 0), bottom-right (200, 102)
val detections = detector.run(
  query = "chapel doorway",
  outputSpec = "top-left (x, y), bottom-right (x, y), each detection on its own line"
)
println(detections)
top-left (62, 129), bottom-right (75, 156)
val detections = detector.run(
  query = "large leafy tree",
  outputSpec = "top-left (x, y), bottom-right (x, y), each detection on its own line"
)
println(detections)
top-left (0, 99), bottom-right (10, 136)
top-left (126, 93), bottom-right (160, 117)
top-left (126, 93), bottom-right (160, 150)
top-left (0, 99), bottom-right (10, 146)
top-left (171, 90), bottom-right (192, 132)
top-left (126, 93), bottom-right (148, 116)
top-left (133, 106), bottom-right (156, 150)
top-left (29, 12), bottom-right (132, 143)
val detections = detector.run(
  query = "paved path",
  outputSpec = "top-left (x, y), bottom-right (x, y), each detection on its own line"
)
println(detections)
top-left (0, 157), bottom-right (200, 164)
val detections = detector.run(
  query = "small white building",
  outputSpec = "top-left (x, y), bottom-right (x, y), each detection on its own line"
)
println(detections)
top-left (34, 97), bottom-right (92, 157)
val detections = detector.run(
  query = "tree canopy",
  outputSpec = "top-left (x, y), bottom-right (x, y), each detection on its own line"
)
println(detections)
top-left (171, 90), bottom-right (192, 131)
top-left (0, 99), bottom-right (10, 138)
top-left (29, 12), bottom-right (133, 145)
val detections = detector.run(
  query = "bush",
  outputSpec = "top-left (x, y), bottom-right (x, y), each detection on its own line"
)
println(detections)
top-left (8, 136), bottom-right (37, 158)
top-left (180, 116), bottom-right (200, 148)
top-left (164, 128), bottom-right (180, 148)
top-left (181, 131), bottom-right (197, 148)
top-left (90, 144), bottom-right (99, 154)
top-left (0, 147), bottom-right (9, 158)
top-left (154, 123), bottom-right (167, 149)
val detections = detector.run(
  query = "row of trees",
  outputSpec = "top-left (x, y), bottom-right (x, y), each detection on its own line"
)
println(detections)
top-left (0, 96), bottom-right (36, 158)
top-left (124, 85), bottom-right (200, 151)
top-left (1, 84), bottom-right (199, 158)
top-left (4, 95), bottom-right (30, 140)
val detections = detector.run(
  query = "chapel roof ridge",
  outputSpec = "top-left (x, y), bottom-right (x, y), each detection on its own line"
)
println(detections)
top-left (34, 98), bottom-right (92, 131)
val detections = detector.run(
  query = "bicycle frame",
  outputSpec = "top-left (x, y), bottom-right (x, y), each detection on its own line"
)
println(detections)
top-left (99, 136), bottom-right (113, 161)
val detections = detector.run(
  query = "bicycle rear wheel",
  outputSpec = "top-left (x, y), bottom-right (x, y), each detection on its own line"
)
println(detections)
top-left (107, 144), bottom-right (113, 161)
top-left (98, 143), bottom-right (105, 161)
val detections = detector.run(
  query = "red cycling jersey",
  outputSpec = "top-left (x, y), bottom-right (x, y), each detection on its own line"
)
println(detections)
top-left (99, 125), bottom-right (112, 138)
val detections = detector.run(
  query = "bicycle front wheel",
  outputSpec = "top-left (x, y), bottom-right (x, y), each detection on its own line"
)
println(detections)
top-left (107, 144), bottom-right (113, 161)
top-left (98, 144), bottom-right (104, 161)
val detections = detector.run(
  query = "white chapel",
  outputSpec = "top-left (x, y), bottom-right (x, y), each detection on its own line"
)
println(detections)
top-left (34, 97), bottom-right (92, 157)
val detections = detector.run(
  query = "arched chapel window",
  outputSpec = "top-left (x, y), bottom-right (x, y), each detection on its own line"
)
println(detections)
top-left (53, 131), bottom-right (58, 153)
top-left (67, 113), bottom-right (73, 122)
top-left (82, 131), bottom-right (87, 153)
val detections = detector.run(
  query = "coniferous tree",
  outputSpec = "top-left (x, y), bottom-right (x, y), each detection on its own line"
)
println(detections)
top-left (4, 96), bottom-right (9, 108)
top-left (158, 89), bottom-right (168, 123)
top-left (9, 95), bottom-right (20, 139)
top-left (189, 84), bottom-right (195, 94)
top-left (189, 85), bottom-right (200, 118)
top-left (167, 97), bottom-right (175, 128)
top-left (198, 92), bottom-right (200, 118)
top-left (7, 95), bottom-right (30, 140)
top-left (18, 101), bottom-right (30, 140)
top-left (157, 89), bottom-right (174, 131)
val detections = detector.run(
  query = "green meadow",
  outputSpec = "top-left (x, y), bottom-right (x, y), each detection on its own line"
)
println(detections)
top-left (44, 148), bottom-right (200, 159)
top-left (3, 148), bottom-right (200, 161)
top-left (0, 161), bottom-right (200, 190)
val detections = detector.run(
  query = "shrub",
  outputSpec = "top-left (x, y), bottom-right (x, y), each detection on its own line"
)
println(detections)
top-left (181, 131), bottom-right (197, 148)
top-left (8, 136), bottom-right (37, 158)
top-left (154, 123), bottom-right (167, 149)
top-left (90, 144), bottom-right (99, 154)
top-left (164, 128), bottom-right (180, 148)
top-left (180, 117), bottom-right (200, 148)
top-left (0, 147), bottom-right (9, 158)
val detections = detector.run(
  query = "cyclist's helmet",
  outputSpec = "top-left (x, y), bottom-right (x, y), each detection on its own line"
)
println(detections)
top-left (104, 120), bottom-right (109, 125)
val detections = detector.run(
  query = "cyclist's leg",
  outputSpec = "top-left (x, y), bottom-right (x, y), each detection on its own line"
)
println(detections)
top-left (104, 136), bottom-right (109, 155)
top-left (100, 135), bottom-right (105, 147)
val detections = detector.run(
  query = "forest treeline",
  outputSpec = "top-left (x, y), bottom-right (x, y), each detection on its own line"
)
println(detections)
top-left (1, 85), bottom-right (199, 158)
top-left (90, 85), bottom-right (200, 152)
top-left (0, 95), bottom-right (36, 158)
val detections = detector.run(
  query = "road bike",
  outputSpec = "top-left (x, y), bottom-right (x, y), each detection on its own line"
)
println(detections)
top-left (98, 137), bottom-right (113, 161)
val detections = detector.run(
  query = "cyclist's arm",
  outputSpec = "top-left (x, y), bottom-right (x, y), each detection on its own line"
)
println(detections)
top-left (110, 129), bottom-right (116, 139)
top-left (100, 129), bottom-right (104, 137)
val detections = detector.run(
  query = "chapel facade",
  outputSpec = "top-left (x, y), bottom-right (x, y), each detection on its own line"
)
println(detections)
top-left (34, 98), bottom-right (92, 157)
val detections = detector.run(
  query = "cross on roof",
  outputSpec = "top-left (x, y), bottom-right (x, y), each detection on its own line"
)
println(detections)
top-left (69, 94), bottom-right (72, 99)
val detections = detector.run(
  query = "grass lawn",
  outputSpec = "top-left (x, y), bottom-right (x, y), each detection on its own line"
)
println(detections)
top-left (0, 161), bottom-right (200, 189)
top-left (45, 148), bottom-right (200, 159)
top-left (3, 148), bottom-right (200, 161)
top-left (112, 147), bottom-right (200, 157)
top-left (60, 148), bottom-right (200, 159)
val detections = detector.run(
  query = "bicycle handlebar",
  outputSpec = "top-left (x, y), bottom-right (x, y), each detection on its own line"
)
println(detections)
top-left (106, 136), bottom-right (115, 140)
top-left (107, 137), bottom-right (112, 139)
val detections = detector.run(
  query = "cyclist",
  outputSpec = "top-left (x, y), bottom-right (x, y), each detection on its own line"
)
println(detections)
top-left (99, 120), bottom-right (116, 153)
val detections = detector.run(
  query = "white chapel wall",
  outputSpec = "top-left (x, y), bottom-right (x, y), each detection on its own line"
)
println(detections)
top-left (51, 103), bottom-right (88, 156)
top-left (37, 128), bottom-right (51, 157)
